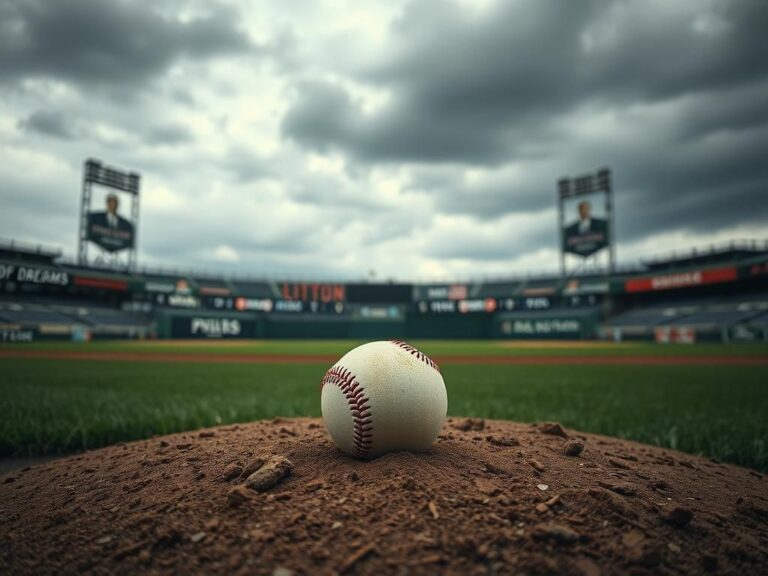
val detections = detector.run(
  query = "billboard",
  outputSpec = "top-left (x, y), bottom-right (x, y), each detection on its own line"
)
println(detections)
top-left (279, 283), bottom-right (345, 302)
top-left (557, 168), bottom-right (615, 275)
top-left (625, 267), bottom-right (737, 293)
top-left (562, 196), bottom-right (609, 257)
top-left (171, 316), bottom-right (256, 338)
top-left (0, 264), bottom-right (69, 287)
top-left (78, 158), bottom-right (140, 269)
top-left (86, 193), bottom-right (135, 252)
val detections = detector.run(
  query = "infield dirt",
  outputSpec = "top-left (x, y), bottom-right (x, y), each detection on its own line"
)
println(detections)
top-left (1, 418), bottom-right (767, 575)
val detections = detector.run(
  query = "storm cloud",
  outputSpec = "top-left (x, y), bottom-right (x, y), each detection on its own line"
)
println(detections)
top-left (1, 0), bottom-right (767, 279)
top-left (0, 0), bottom-right (256, 89)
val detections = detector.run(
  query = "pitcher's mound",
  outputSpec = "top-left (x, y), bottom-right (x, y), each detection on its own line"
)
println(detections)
top-left (1, 418), bottom-right (766, 575)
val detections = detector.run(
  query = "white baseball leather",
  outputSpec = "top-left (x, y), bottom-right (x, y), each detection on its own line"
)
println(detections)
top-left (321, 340), bottom-right (448, 459)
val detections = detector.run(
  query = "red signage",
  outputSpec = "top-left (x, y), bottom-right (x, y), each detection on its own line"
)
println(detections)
top-left (625, 267), bottom-right (737, 293)
top-left (655, 326), bottom-right (696, 344)
top-left (280, 283), bottom-right (345, 302)
top-left (73, 276), bottom-right (129, 291)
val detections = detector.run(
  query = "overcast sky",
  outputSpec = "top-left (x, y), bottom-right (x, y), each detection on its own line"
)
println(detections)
top-left (1, 0), bottom-right (767, 280)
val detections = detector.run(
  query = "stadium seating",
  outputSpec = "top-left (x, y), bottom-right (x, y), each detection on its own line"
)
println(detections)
top-left (0, 297), bottom-right (149, 338)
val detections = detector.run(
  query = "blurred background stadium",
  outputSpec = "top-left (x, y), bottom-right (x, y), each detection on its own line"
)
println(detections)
top-left (1, 234), bottom-right (767, 344)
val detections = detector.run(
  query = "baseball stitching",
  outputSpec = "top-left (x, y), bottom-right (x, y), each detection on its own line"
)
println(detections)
top-left (321, 365), bottom-right (374, 458)
top-left (390, 340), bottom-right (441, 373)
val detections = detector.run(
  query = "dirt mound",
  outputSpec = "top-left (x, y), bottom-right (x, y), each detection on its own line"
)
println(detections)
top-left (1, 418), bottom-right (766, 575)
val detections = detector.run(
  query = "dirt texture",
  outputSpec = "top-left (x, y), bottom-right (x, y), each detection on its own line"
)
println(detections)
top-left (1, 418), bottom-right (766, 576)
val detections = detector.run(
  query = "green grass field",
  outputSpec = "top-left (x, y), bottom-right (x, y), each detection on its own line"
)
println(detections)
top-left (1, 340), bottom-right (767, 471)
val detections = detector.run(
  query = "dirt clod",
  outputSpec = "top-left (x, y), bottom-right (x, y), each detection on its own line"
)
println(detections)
top-left (244, 456), bottom-right (293, 492)
top-left (226, 485), bottom-right (253, 507)
top-left (663, 505), bottom-right (694, 527)
top-left (220, 463), bottom-right (243, 481)
top-left (563, 439), bottom-right (585, 456)
top-left (487, 435), bottom-right (519, 447)
top-left (452, 418), bottom-right (485, 431)
top-left (241, 457), bottom-right (266, 478)
top-left (532, 523), bottom-right (580, 544)
top-left (538, 422), bottom-right (568, 438)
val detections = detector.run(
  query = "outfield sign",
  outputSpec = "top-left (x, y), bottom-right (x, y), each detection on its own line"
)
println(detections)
top-left (0, 264), bottom-right (69, 287)
top-left (171, 317), bottom-right (255, 338)
top-left (0, 329), bottom-right (35, 342)
top-left (654, 326), bottom-right (696, 344)
top-left (562, 280), bottom-right (610, 296)
top-left (501, 318), bottom-right (582, 336)
top-left (418, 285), bottom-right (469, 301)
top-left (234, 297), bottom-right (274, 312)
top-left (279, 283), bottom-right (345, 302)
top-left (418, 297), bottom-right (553, 314)
top-left (625, 267), bottom-right (737, 293)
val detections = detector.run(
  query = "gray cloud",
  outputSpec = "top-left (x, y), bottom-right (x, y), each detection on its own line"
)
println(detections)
top-left (0, 0), bottom-right (256, 89)
top-left (17, 110), bottom-right (79, 140)
top-left (1, 0), bottom-right (767, 280)
top-left (146, 124), bottom-right (194, 146)
top-left (282, 0), bottom-right (768, 165)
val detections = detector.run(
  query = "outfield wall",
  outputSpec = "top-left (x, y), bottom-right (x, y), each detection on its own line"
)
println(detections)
top-left (2, 243), bottom-right (767, 342)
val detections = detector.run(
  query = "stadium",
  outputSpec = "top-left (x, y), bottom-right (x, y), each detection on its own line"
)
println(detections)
top-left (1, 237), bottom-right (768, 344)
top-left (2, 171), bottom-right (768, 574)
top-left (3, 1), bottom-right (768, 574)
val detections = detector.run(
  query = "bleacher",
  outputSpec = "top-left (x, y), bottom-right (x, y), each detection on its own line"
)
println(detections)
top-left (602, 296), bottom-right (768, 340)
top-left (0, 301), bottom-right (76, 325)
top-left (0, 297), bottom-right (150, 338)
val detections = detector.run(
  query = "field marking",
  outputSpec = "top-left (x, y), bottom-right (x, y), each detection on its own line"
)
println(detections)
top-left (1, 349), bottom-right (767, 366)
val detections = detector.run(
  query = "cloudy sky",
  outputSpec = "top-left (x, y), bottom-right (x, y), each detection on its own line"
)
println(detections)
top-left (1, 0), bottom-right (767, 281)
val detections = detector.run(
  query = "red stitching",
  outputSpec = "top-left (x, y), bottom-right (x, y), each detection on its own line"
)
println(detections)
top-left (321, 365), bottom-right (374, 458)
top-left (390, 340), bottom-right (441, 373)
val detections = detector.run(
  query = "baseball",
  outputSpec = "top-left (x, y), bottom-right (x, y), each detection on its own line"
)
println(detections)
top-left (321, 340), bottom-right (448, 459)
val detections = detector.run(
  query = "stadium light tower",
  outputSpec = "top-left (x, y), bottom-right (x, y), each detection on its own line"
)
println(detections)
top-left (557, 167), bottom-right (616, 278)
top-left (78, 159), bottom-right (141, 270)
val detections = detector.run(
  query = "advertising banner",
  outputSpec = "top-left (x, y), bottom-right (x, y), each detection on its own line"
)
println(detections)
top-left (0, 263), bottom-right (69, 287)
top-left (562, 279), bottom-right (610, 296)
top-left (654, 326), bottom-right (696, 344)
top-left (500, 318), bottom-right (582, 337)
top-left (171, 316), bottom-right (256, 338)
top-left (279, 283), bottom-right (345, 302)
top-left (86, 192), bottom-right (135, 253)
top-left (412, 284), bottom-right (469, 301)
top-left (625, 267), bottom-right (737, 293)
top-left (0, 329), bottom-right (36, 342)
top-left (562, 194), bottom-right (609, 257)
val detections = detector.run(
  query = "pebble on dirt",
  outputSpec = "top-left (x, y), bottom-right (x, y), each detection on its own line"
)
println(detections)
top-left (487, 435), bottom-right (520, 447)
top-left (452, 418), bottom-right (485, 432)
top-left (531, 523), bottom-right (580, 544)
top-left (227, 485), bottom-right (253, 507)
top-left (563, 439), bottom-right (585, 456)
top-left (663, 505), bottom-right (693, 527)
top-left (245, 456), bottom-right (293, 492)
top-left (241, 457), bottom-right (267, 478)
top-left (221, 463), bottom-right (243, 481)
top-left (538, 422), bottom-right (568, 438)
